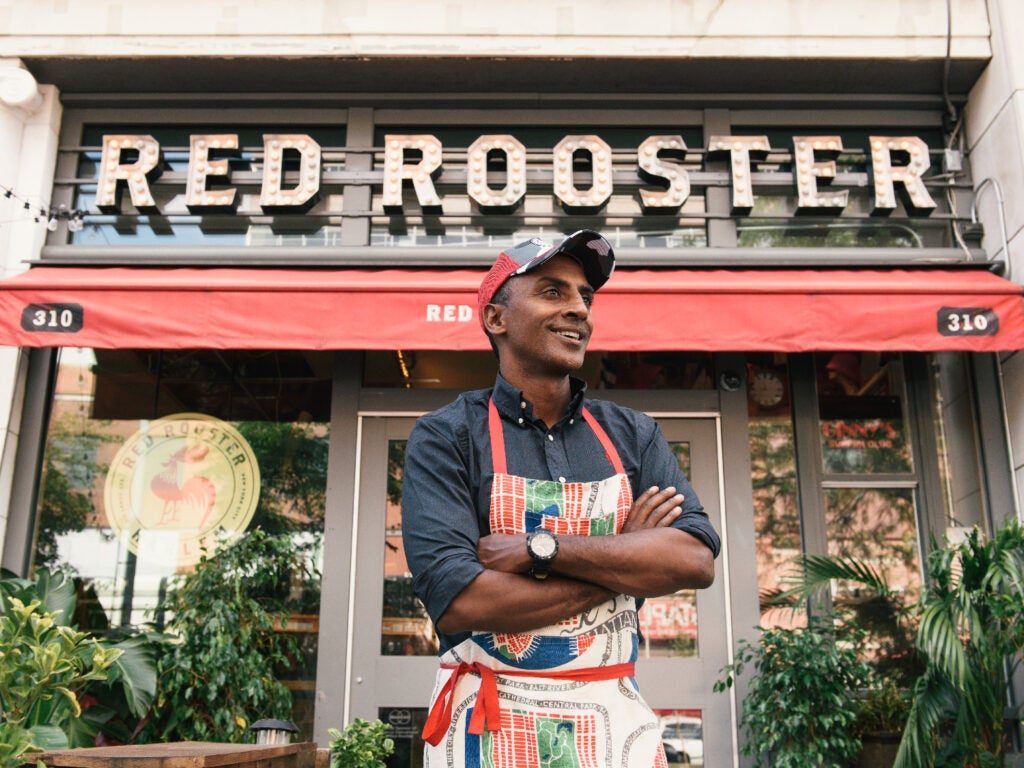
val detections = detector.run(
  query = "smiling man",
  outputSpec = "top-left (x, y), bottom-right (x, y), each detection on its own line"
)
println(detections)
top-left (401, 230), bottom-right (721, 767)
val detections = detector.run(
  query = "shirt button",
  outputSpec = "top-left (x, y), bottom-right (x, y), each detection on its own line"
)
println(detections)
top-left (547, 434), bottom-right (554, 441)
top-left (518, 417), bottom-right (524, 425)
top-left (569, 418), bottom-right (575, 425)
top-left (558, 476), bottom-right (566, 483)
top-left (520, 401), bottom-right (527, 409)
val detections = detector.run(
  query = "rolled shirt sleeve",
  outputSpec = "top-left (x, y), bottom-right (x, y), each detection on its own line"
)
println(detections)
top-left (585, 399), bottom-right (720, 557)
top-left (640, 419), bottom-right (720, 557)
top-left (401, 413), bottom-right (486, 633)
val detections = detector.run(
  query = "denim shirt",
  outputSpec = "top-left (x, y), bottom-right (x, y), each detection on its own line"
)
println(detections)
top-left (401, 374), bottom-right (721, 652)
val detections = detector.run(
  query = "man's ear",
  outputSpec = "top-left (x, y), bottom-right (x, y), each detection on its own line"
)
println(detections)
top-left (482, 303), bottom-right (507, 336)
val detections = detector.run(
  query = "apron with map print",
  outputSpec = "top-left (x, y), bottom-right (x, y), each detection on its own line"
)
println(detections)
top-left (421, 399), bottom-right (668, 768)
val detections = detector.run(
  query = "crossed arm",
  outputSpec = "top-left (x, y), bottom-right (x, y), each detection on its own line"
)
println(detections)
top-left (435, 486), bottom-right (716, 635)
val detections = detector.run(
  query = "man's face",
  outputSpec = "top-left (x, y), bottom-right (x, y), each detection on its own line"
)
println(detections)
top-left (490, 254), bottom-right (595, 378)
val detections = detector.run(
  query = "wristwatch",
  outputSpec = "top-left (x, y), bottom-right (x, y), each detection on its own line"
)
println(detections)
top-left (526, 528), bottom-right (559, 579)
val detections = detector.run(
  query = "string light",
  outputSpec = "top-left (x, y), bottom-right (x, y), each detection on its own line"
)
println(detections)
top-left (0, 183), bottom-right (85, 230)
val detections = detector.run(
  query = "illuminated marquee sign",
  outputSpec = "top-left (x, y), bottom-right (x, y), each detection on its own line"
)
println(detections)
top-left (95, 132), bottom-right (938, 217)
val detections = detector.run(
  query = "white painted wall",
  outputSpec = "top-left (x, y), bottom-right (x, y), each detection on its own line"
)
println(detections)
top-left (0, 60), bottom-right (61, 557)
top-left (965, 0), bottom-right (1024, 522)
top-left (0, 0), bottom-right (990, 60)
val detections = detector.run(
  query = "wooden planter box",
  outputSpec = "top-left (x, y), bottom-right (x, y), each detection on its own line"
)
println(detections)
top-left (34, 742), bottom-right (318, 768)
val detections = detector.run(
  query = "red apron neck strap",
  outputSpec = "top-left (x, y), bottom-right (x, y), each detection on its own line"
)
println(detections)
top-left (489, 398), bottom-right (625, 477)
top-left (582, 407), bottom-right (626, 475)
top-left (488, 398), bottom-right (507, 475)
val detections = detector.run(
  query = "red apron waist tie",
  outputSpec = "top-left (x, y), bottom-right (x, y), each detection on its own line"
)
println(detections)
top-left (422, 660), bottom-right (637, 746)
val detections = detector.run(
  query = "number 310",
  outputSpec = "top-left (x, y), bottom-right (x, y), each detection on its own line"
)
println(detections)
top-left (31, 308), bottom-right (75, 328)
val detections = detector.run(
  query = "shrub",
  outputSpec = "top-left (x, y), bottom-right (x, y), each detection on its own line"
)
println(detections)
top-left (328, 719), bottom-right (395, 768)
top-left (715, 621), bottom-right (874, 768)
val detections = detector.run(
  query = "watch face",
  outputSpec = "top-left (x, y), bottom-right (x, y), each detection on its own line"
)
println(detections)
top-left (530, 530), bottom-right (557, 559)
top-left (750, 370), bottom-right (785, 407)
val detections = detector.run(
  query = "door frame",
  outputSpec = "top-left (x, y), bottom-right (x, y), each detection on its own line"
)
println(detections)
top-left (342, 385), bottom-right (741, 765)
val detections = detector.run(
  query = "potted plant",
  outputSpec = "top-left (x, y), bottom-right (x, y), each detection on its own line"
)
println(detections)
top-left (0, 590), bottom-right (122, 767)
top-left (141, 528), bottom-right (302, 743)
top-left (894, 519), bottom-right (1024, 768)
top-left (714, 619), bottom-right (874, 768)
top-left (327, 719), bottom-right (395, 768)
top-left (771, 549), bottom-right (924, 766)
top-left (0, 567), bottom-right (157, 763)
top-left (855, 679), bottom-right (911, 767)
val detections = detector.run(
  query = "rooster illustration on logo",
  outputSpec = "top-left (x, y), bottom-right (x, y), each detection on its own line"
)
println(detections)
top-left (149, 443), bottom-right (218, 529)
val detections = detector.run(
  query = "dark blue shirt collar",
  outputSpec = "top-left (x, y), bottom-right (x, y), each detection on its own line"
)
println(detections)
top-left (492, 373), bottom-right (587, 425)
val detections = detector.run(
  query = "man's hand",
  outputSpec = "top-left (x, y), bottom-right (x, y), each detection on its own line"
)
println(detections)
top-left (478, 533), bottom-right (530, 574)
top-left (620, 486), bottom-right (684, 533)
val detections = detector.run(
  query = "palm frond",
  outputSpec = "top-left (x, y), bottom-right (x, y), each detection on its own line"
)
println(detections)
top-left (894, 668), bottom-right (952, 768)
top-left (916, 600), bottom-right (968, 689)
top-left (984, 543), bottom-right (1024, 594)
top-left (773, 553), bottom-right (893, 605)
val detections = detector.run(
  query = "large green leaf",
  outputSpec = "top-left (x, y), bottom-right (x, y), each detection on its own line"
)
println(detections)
top-left (30, 569), bottom-right (77, 623)
top-left (105, 635), bottom-right (158, 717)
top-left (0, 568), bottom-right (77, 625)
top-left (895, 519), bottom-right (1024, 767)
top-left (27, 724), bottom-right (68, 752)
top-left (916, 600), bottom-right (968, 688)
top-left (80, 703), bottom-right (133, 744)
top-left (64, 709), bottom-right (100, 749)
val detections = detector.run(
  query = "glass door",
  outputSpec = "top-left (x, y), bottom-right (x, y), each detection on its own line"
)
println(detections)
top-left (636, 418), bottom-right (730, 768)
top-left (349, 415), bottom-right (731, 767)
top-left (348, 417), bottom-right (436, 767)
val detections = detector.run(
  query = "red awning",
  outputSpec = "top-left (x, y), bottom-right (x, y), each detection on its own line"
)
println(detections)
top-left (0, 266), bottom-right (1022, 352)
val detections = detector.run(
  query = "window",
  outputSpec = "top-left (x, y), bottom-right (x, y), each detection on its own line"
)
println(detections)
top-left (32, 347), bottom-right (332, 737)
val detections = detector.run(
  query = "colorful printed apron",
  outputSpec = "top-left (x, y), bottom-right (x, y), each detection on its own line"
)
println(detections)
top-left (422, 399), bottom-right (668, 768)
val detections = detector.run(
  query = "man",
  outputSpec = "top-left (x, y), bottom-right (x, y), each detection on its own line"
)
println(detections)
top-left (402, 229), bottom-right (721, 766)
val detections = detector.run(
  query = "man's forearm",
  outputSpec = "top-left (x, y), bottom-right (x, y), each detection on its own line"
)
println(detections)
top-left (435, 569), bottom-right (615, 635)
top-left (554, 528), bottom-right (715, 596)
top-left (478, 527), bottom-right (715, 598)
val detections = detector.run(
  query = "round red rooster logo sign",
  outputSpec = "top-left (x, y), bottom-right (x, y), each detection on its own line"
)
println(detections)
top-left (104, 413), bottom-right (260, 566)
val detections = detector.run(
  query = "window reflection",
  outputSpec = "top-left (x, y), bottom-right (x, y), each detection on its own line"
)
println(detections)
top-left (363, 350), bottom-right (715, 391)
top-left (33, 347), bottom-right (330, 738)
top-left (824, 487), bottom-right (922, 684)
top-left (378, 707), bottom-right (429, 768)
top-left (817, 352), bottom-right (911, 474)
top-left (746, 353), bottom-right (803, 628)
top-left (638, 590), bottom-right (698, 658)
top-left (382, 439), bottom-right (438, 656)
top-left (654, 710), bottom-right (704, 767)
top-left (825, 487), bottom-right (921, 598)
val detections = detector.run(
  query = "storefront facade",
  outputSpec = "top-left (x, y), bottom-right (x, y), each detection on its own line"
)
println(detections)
top-left (1, 2), bottom-right (1022, 766)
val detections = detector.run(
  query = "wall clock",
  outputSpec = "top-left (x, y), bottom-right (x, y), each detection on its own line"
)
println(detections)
top-left (749, 368), bottom-right (786, 408)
